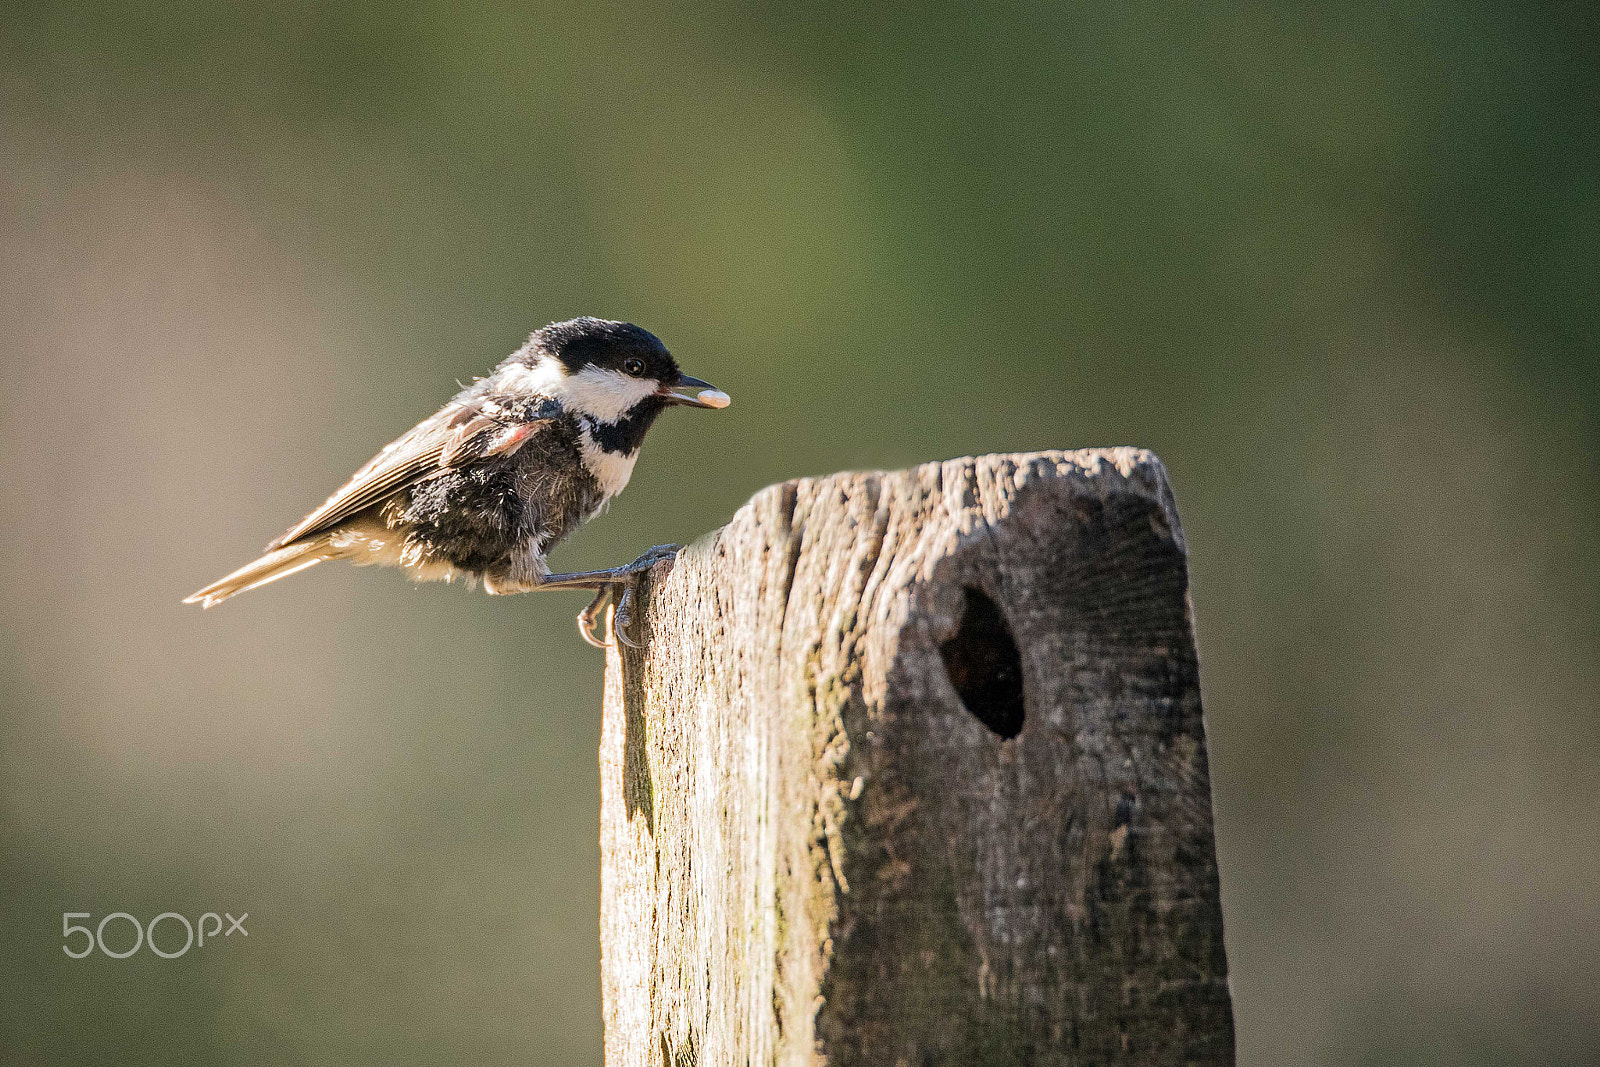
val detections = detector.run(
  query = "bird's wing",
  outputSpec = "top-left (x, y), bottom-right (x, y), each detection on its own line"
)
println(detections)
top-left (269, 398), bottom-right (554, 549)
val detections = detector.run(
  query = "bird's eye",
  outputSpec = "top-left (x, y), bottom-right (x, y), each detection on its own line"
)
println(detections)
top-left (622, 358), bottom-right (646, 377)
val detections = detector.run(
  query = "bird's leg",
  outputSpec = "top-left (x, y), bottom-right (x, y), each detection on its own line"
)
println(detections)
top-left (535, 544), bottom-right (682, 590)
top-left (540, 544), bottom-right (682, 648)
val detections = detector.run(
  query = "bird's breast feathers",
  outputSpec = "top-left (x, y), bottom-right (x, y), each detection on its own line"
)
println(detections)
top-left (460, 357), bottom-right (662, 509)
top-left (487, 367), bottom-right (645, 503)
top-left (576, 425), bottom-right (641, 500)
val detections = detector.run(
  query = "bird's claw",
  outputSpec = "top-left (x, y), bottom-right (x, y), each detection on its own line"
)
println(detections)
top-left (577, 588), bottom-right (611, 649)
top-left (611, 585), bottom-right (642, 648)
top-left (572, 544), bottom-right (681, 649)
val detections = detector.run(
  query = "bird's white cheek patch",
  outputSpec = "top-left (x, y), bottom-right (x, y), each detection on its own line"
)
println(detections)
top-left (500, 361), bottom-right (660, 421)
top-left (561, 367), bottom-right (659, 422)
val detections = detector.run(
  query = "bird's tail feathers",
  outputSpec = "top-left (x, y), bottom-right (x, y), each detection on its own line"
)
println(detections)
top-left (183, 539), bottom-right (335, 608)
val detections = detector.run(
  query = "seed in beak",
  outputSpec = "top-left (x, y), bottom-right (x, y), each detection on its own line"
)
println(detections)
top-left (692, 388), bottom-right (731, 409)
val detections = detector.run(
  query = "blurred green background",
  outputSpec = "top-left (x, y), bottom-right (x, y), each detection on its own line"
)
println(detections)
top-left (2, 1), bottom-right (1596, 1063)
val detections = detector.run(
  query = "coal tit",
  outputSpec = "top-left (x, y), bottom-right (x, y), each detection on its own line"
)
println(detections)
top-left (185, 317), bottom-right (730, 646)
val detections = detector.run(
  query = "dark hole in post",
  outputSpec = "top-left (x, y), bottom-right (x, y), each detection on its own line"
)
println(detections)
top-left (938, 585), bottom-right (1025, 739)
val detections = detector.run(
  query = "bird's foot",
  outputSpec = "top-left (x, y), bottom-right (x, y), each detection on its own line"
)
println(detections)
top-left (571, 544), bottom-right (681, 649)
top-left (622, 542), bottom-right (682, 578)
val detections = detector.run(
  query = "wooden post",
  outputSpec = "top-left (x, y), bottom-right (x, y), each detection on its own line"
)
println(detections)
top-left (599, 449), bottom-right (1234, 1066)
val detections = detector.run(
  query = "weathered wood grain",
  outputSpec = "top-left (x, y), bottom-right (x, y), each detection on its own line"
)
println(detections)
top-left (599, 448), bottom-right (1233, 1066)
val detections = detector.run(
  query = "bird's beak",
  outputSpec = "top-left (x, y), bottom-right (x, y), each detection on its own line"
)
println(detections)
top-left (658, 373), bottom-right (731, 409)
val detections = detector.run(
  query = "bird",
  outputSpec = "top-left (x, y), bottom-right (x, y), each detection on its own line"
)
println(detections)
top-left (184, 316), bottom-right (730, 647)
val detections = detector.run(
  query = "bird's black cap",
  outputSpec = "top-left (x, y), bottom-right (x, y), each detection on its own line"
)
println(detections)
top-left (531, 317), bottom-right (674, 377)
